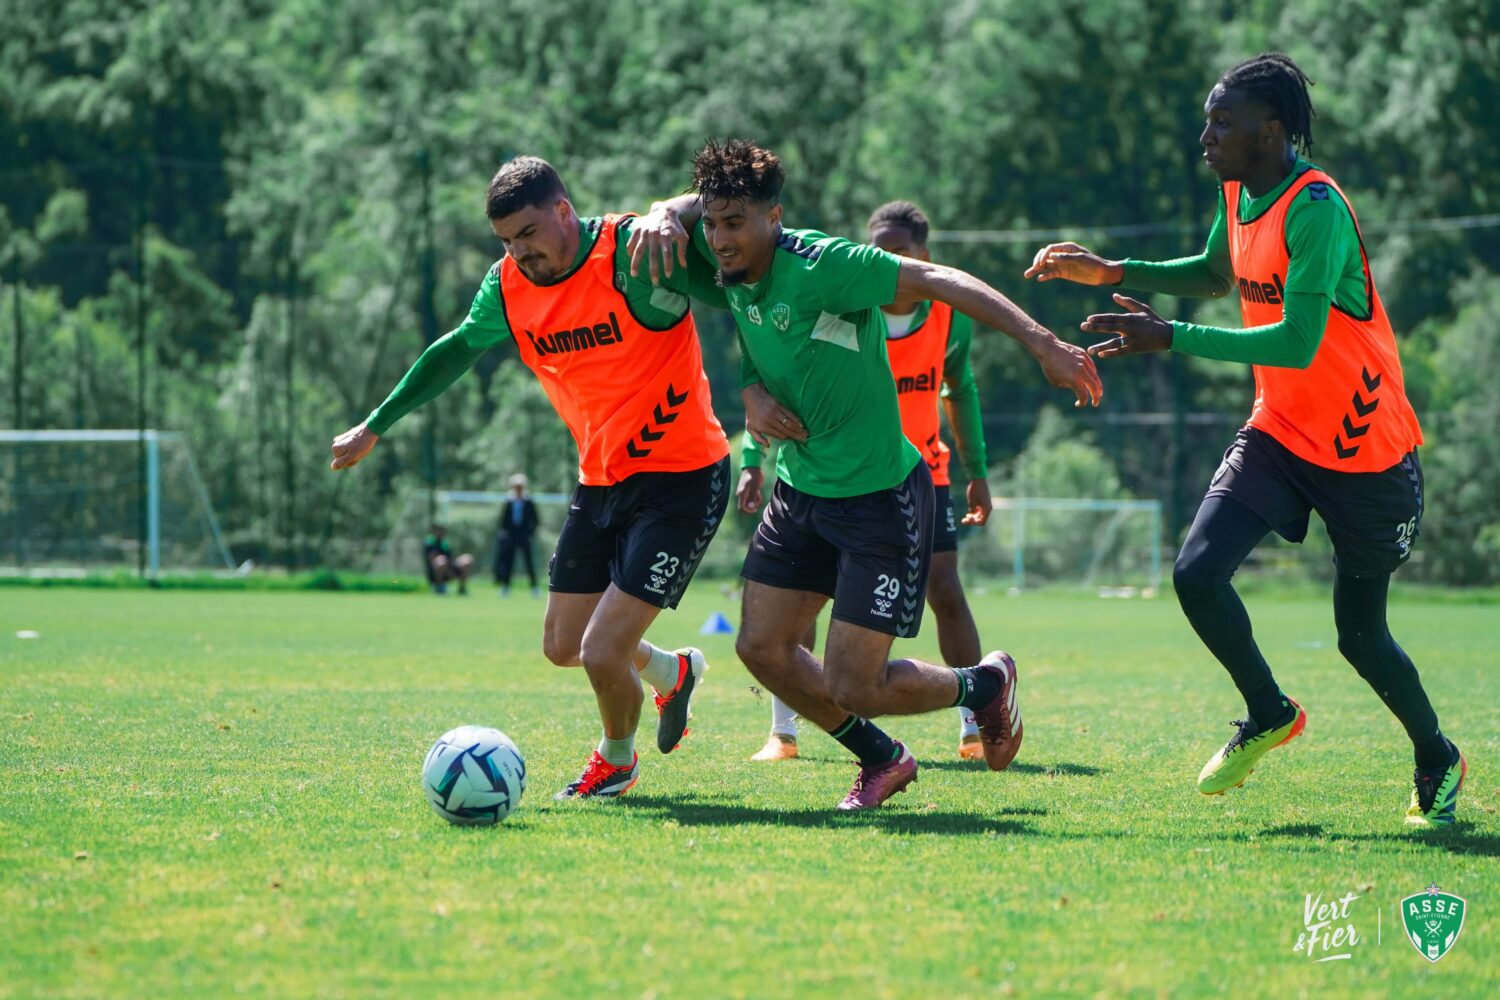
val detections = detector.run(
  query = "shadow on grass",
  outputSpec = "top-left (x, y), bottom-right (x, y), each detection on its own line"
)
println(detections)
top-left (1258, 822), bottom-right (1500, 858)
top-left (614, 792), bottom-right (1047, 836)
top-left (917, 759), bottom-right (1106, 777)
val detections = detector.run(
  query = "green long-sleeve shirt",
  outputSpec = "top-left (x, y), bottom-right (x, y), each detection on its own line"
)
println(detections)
top-left (741, 302), bottom-right (989, 482)
top-left (366, 216), bottom-right (727, 435)
top-left (1118, 158), bottom-right (1368, 369)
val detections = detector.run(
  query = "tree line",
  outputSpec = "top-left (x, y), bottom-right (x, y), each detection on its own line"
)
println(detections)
top-left (3, 0), bottom-right (1497, 582)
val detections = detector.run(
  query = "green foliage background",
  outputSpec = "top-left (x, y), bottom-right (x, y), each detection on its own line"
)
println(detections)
top-left (3, 0), bottom-right (1497, 580)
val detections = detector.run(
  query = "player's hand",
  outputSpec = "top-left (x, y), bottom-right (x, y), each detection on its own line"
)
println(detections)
top-left (1081, 293), bottom-right (1174, 358)
top-left (1032, 336), bottom-right (1103, 408)
top-left (1024, 242), bottom-right (1124, 286)
top-left (330, 422), bottom-right (379, 470)
top-left (742, 383), bottom-right (808, 447)
top-left (737, 466), bottom-right (765, 514)
top-left (627, 204), bottom-right (690, 285)
top-left (962, 478), bottom-right (993, 526)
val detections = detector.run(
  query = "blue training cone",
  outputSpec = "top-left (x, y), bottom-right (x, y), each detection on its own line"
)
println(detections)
top-left (699, 611), bottom-right (735, 635)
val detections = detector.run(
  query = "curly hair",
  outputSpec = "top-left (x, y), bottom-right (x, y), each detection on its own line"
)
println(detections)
top-left (1219, 53), bottom-right (1317, 156)
top-left (867, 200), bottom-right (930, 245)
top-left (691, 139), bottom-right (785, 206)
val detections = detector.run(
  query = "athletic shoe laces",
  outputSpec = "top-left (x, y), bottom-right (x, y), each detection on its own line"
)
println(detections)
top-left (1223, 719), bottom-right (1259, 754)
top-left (575, 752), bottom-right (616, 795)
top-left (1412, 768), bottom-right (1442, 814)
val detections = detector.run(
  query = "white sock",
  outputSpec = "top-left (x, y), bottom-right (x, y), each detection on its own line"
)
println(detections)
top-left (959, 707), bottom-right (979, 737)
top-left (599, 733), bottom-right (635, 767)
top-left (638, 644), bottom-right (682, 693)
top-left (771, 696), bottom-right (799, 738)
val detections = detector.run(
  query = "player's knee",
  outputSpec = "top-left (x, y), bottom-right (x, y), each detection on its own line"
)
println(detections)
top-left (735, 630), bottom-right (773, 674)
top-left (826, 674), bottom-right (879, 718)
top-left (542, 632), bottom-right (582, 667)
top-left (1172, 550), bottom-right (1222, 603)
top-left (926, 572), bottom-right (967, 619)
top-left (1335, 625), bottom-right (1383, 674)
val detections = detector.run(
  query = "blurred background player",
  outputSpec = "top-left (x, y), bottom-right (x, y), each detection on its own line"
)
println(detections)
top-left (741, 200), bottom-right (995, 761)
top-left (422, 524), bottom-right (473, 595)
top-left (494, 472), bottom-right (540, 597)
top-left (735, 429), bottom-right (814, 761)
top-left (1027, 54), bottom-right (1463, 827)
top-left (332, 156), bottom-right (731, 801)
top-left (632, 139), bottom-right (1101, 808)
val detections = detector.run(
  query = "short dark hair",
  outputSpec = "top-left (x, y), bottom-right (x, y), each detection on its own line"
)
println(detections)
top-left (867, 201), bottom-right (930, 245)
top-left (1218, 53), bottom-right (1317, 156)
top-left (486, 156), bottom-right (569, 220)
top-left (691, 139), bottom-right (785, 206)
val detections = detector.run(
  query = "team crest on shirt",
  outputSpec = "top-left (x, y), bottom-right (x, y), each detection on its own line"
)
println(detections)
top-left (771, 302), bottom-right (791, 331)
top-left (746, 303), bottom-right (763, 326)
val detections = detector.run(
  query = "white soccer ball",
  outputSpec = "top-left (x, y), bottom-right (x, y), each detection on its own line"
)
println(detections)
top-left (421, 726), bottom-right (527, 826)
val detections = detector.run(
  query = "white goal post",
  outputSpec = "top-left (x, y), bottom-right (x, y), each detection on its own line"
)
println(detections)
top-left (963, 497), bottom-right (1164, 595)
top-left (0, 429), bottom-right (234, 576)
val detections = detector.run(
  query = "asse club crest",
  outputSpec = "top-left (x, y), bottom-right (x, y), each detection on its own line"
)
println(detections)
top-left (1401, 883), bottom-right (1467, 963)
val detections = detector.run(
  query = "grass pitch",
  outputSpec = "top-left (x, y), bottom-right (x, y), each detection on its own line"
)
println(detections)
top-left (2, 582), bottom-right (1495, 998)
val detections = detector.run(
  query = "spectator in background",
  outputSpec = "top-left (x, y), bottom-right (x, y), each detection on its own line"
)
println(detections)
top-left (424, 524), bottom-right (473, 595)
top-left (495, 473), bottom-right (540, 596)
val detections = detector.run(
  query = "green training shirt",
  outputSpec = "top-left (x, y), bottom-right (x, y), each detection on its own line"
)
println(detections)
top-left (1119, 158), bottom-right (1366, 368)
top-left (692, 223), bottom-right (920, 498)
top-left (739, 300), bottom-right (988, 482)
top-left (366, 216), bottom-right (727, 435)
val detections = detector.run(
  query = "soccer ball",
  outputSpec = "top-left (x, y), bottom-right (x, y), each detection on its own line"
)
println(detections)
top-left (421, 726), bottom-right (527, 826)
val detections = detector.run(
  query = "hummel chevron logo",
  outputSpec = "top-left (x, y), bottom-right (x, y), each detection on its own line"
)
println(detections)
top-left (629, 385), bottom-right (691, 459)
top-left (1335, 370), bottom-right (1383, 460)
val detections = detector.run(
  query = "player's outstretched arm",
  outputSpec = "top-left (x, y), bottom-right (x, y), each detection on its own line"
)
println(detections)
top-left (897, 259), bottom-right (1102, 408)
top-left (330, 422), bottom-right (380, 470)
top-left (1079, 293), bottom-right (1174, 359)
top-left (1024, 242), bottom-right (1124, 286)
top-left (627, 194), bottom-right (704, 284)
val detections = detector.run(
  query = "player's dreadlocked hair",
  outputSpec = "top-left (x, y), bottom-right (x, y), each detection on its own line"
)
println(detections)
top-left (691, 139), bottom-right (785, 206)
top-left (486, 156), bottom-right (568, 220)
top-left (867, 201), bottom-right (930, 245)
top-left (1218, 53), bottom-right (1317, 156)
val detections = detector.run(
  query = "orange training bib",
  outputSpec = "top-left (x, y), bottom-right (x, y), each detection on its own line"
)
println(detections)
top-left (500, 216), bottom-right (728, 485)
top-left (1224, 171), bottom-right (1421, 472)
top-left (885, 302), bottom-right (954, 487)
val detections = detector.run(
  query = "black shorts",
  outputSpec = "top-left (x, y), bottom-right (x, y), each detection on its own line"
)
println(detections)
top-left (742, 462), bottom-right (934, 638)
top-left (550, 457), bottom-right (729, 609)
top-left (1206, 427), bottom-right (1423, 577)
top-left (932, 485), bottom-right (958, 554)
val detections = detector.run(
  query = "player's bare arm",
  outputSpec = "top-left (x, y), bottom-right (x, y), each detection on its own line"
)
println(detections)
top-left (1080, 293), bottom-right (1174, 359)
top-left (896, 258), bottom-right (1103, 407)
top-left (627, 194), bottom-right (703, 283)
top-left (1023, 241), bottom-right (1124, 286)
top-left (742, 381), bottom-right (808, 448)
top-left (330, 422), bottom-right (380, 470)
top-left (737, 465), bottom-right (765, 514)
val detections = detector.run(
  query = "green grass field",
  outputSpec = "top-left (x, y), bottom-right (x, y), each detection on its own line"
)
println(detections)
top-left (2, 583), bottom-right (1496, 998)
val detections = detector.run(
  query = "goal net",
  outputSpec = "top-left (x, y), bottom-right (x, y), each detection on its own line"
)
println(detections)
top-left (0, 430), bottom-right (234, 576)
top-left (960, 497), bottom-right (1163, 595)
